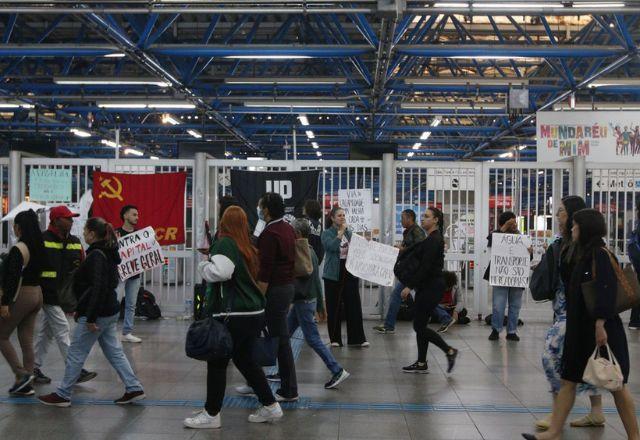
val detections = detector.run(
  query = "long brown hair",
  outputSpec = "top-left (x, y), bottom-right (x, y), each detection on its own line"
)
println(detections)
top-left (219, 206), bottom-right (259, 279)
top-left (85, 217), bottom-right (118, 249)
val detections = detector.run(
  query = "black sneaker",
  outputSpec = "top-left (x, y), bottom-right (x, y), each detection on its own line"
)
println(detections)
top-left (265, 374), bottom-right (280, 382)
top-left (506, 333), bottom-right (520, 341)
top-left (488, 329), bottom-right (499, 341)
top-left (402, 361), bottom-right (428, 374)
top-left (446, 348), bottom-right (459, 373)
top-left (324, 369), bottom-right (351, 389)
top-left (76, 369), bottom-right (97, 384)
top-left (9, 374), bottom-right (34, 394)
top-left (274, 389), bottom-right (299, 402)
top-left (437, 318), bottom-right (456, 334)
top-left (10, 385), bottom-right (35, 397)
top-left (33, 368), bottom-right (52, 384)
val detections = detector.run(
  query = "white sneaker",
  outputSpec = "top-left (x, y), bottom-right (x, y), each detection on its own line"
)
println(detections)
top-left (121, 334), bottom-right (142, 343)
top-left (248, 403), bottom-right (283, 423)
top-left (330, 342), bottom-right (341, 347)
top-left (184, 409), bottom-right (221, 429)
top-left (235, 385), bottom-right (255, 396)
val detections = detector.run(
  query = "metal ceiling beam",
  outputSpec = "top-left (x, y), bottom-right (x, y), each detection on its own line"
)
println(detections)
top-left (74, 9), bottom-right (256, 150)
top-left (396, 44), bottom-right (626, 58)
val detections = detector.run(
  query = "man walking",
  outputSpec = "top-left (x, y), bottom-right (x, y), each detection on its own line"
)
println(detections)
top-left (116, 205), bottom-right (143, 343)
top-left (373, 209), bottom-right (426, 334)
top-left (34, 206), bottom-right (97, 384)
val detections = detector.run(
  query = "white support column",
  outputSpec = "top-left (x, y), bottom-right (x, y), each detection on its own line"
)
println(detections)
top-left (193, 152), bottom-right (208, 288)
top-left (572, 155), bottom-right (586, 198)
top-left (9, 150), bottom-right (21, 210)
top-left (475, 162), bottom-right (491, 319)
top-left (378, 153), bottom-right (396, 315)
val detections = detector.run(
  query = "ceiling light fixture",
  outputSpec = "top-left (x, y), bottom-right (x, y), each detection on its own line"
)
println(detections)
top-left (54, 77), bottom-right (170, 87)
top-left (413, 143), bottom-right (422, 149)
top-left (162, 114), bottom-right (181, 125)
top-left (298, 115), bottom-right (310, 126)
top-left (316, 151), bottom-right (322, 157)
top-left (187, 129), bottom-right (202, 139)
top-left (305, 130), bottom-right (315, 139)
top-left (407, 152), bottom-right (415, 158)
top-left (311, 142), bottom-right (319, 149)
top-left (150, 156), bottom-right (159, 160)
top-left (224, 55), bottom-right (311, 60)
top-left (100, 139), bottom-right (118, 148)
top-left (104, 53), bottom-right (126, 58)
top-left (124, 148), bottom-right (144, 156)
top-left (70, 128), bottom-right (91, 138)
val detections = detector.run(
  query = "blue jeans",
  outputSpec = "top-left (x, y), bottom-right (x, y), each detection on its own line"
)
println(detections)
top-left (432, 305), bottom-right (452, 324)
top-left (383, 281), bottom-right (405, 330)
top-left (288, 300), bottom-right (342, 375)
top-left (119, 277), bottom-right (141, 335)
top-left (57, 314), bottom-right (143, 400)
top-left (491, 286), bottom-right (524, 334)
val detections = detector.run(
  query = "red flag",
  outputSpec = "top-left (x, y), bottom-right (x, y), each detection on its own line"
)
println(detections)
top-left (92, 171), bottom-right (187, 245)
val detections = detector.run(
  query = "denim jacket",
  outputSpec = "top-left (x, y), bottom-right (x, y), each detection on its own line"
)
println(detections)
top-left (321, 226), bottom-right (352, 282)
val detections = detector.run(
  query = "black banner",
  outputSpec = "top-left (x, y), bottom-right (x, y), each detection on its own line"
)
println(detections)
top-left (230, 169), bottom-right (320, 227)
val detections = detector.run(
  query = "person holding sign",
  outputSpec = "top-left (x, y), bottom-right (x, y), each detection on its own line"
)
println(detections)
top-left (38, 218), bottom-right (145, 407)
top-left (116, 205), bottom-right (143, 344)
top-left (321, 207), bottom-right (368, 348)
top-left (399, 208), bottom-right (458, 374)
top-left (486, 212), bottom-right (531, 342)
top-left (522, 210), bottom-right (638, 440)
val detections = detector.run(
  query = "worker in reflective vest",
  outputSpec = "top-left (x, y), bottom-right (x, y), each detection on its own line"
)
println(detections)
top-left (33, 206), bottom-right (97, 386)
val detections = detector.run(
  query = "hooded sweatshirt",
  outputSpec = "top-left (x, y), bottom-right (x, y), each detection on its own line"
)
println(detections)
top-left (73, 240), bottom-right (122, 323)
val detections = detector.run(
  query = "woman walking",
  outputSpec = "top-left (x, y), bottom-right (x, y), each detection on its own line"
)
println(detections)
top-left (522, 209), bottom-right (639, 440)
top-left (0, 209), bottom-right (45, 396)
top-left (401, 208), bottom-right (458, 374)
top-left (39, 218), bottom-right (145, 407)
top-left (321, 206), bottom-right (368, 348)
top-left (184, 206), bottom-right (282, 429)
top-left (536, 196), bottom-right (604, 431)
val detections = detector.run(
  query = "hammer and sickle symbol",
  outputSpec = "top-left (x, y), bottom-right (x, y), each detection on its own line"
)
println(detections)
top-left (99, 176), bottom-right (124, 202)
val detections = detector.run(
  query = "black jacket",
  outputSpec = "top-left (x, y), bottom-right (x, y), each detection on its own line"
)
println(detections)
top-left (73, 241), bottom-right (121, 323)
top-left (405, 229), bottom-right (444, 291)
top-left (40, 228), bottom-right (83, 306)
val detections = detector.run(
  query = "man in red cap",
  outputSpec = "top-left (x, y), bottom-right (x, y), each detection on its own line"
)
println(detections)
top-left (33, 206), bottom-right (97, 385)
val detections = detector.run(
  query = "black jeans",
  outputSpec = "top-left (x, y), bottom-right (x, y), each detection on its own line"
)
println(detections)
top-left (630, 305), bottom-right (640, 326)
top-left (413, 279), bottom-right (451, 363)
top-left (265, 283), bottom-right (297, 397)
top-left (323, 260), bottom-right (367, 346)
top-left (205, 315), bottom-right (275, 415)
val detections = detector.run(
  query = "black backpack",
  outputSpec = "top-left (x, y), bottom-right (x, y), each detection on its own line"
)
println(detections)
top-left (393, 241), bottom-right (424, 287)
top-left (136, 288), bottom-right (161, 320)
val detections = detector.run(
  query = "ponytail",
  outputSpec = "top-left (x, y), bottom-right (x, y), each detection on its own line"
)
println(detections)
top-left (85, 217), bottom-right (118, 249)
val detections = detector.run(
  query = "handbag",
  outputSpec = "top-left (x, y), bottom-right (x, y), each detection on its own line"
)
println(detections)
top-left (582, 344), bottom-right (624, 391)
top-left (252, 326), bottom-right (279, 367)
top-left (293, 238), bottom-right (313, 277)
top-left (184, 279), bottom-right (236, 362)
top-left (529, 241), bottom-right (560, 302)
top-left (9, 242), bottom-right (30, 303)
top-left (582, 249), bottom-right (640, 315)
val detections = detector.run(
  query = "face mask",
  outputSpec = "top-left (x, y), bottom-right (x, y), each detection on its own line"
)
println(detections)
top-left (257, 207), bottom-right (264, 221)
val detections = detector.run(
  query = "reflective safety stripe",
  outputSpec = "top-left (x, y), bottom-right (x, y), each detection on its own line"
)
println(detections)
top-left (41, 271), bottom-right (57, 278)
top-left (43, 241), bottom-right (82, 250)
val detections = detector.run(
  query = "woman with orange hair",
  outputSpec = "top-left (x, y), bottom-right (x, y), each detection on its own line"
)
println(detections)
top-left (184, 206), bottom-right (281, 430)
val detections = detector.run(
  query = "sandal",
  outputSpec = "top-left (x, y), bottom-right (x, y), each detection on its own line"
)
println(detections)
top-left (534, 415), bottom-right (551, 430)
top-left (569, 414), bottom-right (605, 427)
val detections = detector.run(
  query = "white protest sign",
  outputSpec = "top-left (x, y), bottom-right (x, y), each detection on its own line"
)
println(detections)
top-left (117, 226), bottom-right (165, 281)
top-left (338, 188), bottom-right (372, 233)
top-left (489, 233), bottom-right (532, 288)
top-left (346, 233), bottom-right (399, 287)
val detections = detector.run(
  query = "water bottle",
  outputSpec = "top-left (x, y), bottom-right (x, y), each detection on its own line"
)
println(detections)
top-left (184, 299), bottom-right (194, 320)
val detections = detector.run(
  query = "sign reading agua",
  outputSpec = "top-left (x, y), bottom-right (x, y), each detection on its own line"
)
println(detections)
top-left (489, 233), bottom-right (531, 289)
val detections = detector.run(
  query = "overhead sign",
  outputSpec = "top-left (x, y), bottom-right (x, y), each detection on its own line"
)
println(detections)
top-left (426, 168), bottom-right (475, 190)
top-left (489, 233), bottom-right (532, 289)
top-left (537, 110), bottom-right (640, 162)
top-left (29, 168), bottom-right (72, 202)
top-left (345, 233), bottom-right (399, 287)
top-left (338, 188), bottom-right (373, 232)
top-left (117, 226), bottom-right (165, 281)
top-left (592, 170), bottom-right (640, 191)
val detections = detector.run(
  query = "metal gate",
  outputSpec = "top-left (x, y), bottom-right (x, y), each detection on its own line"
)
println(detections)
top-left (21, 158), bottom-right (195, 312)
top-left (207, 159), bottom-right (383, 317)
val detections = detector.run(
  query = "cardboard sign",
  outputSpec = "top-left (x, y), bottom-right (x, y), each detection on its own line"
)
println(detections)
top-left (489, 233), bottom-right (532, 288)
top-left (346, 233), bottom-right (399, 287)
top-left (338, 188), bottom-right (373, 232)
top-left (29, 168), bottom-right (72, 202)
top-left (117, 226), bottom-right (165, 281)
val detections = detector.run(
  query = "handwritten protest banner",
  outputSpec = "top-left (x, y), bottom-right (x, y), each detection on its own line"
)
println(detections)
top-left (338, 188), bottom-right (372, 232)
top-left (117, 226), bottom-right (165, 281)
top-left (29, 168), bottom-right (72, 202)
top-left (346, 233), bottom-right (399, 287)
top-left (489, 233), bottom-right (532, 288)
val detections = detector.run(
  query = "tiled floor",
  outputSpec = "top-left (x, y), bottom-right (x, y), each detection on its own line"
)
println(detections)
top-left (1, 311), bottom-right (639, 439)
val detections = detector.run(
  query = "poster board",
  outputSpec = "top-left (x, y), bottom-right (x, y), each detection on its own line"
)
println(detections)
top-left (338, 188), bottom-right (373, 233)
top-left (117, 226), bottom-right (165, 281)
top-left (29, 168), bottom-right (72, 202)
top-left (489, 233), bottom-right (531, 288)
top-left (345, 233), bottom-right (399, 287)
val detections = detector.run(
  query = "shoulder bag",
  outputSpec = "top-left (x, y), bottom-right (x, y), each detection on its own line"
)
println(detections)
top-left (293, 238), bottom-right (313, 277)
top-left (582, 249), bottom-right (640, 316)
top-left (582, 344), bottom-right (624, 391)
top-left (9, 242), bottom-right (30, 303)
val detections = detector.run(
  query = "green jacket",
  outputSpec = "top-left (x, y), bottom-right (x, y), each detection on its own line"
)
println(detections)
top-left (204, 237), bottom-right (265, 317)
top-left (293, 244), bottom-right (325, 312)
top-left (321, 226), bottom-right (352, 282)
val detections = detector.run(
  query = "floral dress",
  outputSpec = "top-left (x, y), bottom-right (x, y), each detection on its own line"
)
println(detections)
top-left (541, 279), bottom-right (598, 395)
